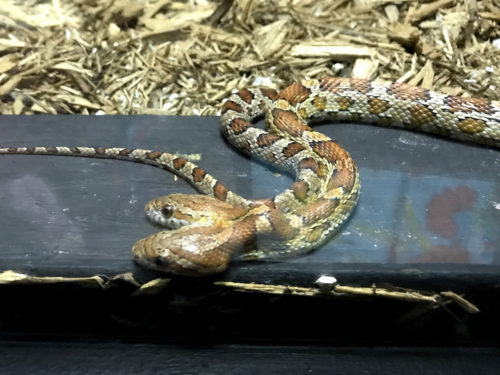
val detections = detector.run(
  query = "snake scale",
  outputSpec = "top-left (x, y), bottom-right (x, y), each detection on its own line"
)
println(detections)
top-left (1, 77), bottom-right (499, 276)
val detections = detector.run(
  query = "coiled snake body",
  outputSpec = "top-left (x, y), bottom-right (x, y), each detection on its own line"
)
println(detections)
top-left (1, 78), bottom-right (499, 275)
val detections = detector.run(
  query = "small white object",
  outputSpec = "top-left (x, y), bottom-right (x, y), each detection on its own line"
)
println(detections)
top-left (315, 275), bottom-right (338, 292)
top-left (252, 76), bottom-right (274, 86)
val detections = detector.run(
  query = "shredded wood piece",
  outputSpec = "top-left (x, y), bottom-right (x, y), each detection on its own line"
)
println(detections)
top-left (406, 0), bottom-right (456, 24)
top-left (214, 281), bottom-right (480, 314)
top-left (0, 0), bottom-right (497, 115)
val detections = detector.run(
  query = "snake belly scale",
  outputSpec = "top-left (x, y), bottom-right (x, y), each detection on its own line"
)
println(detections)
top-left (1, 77), bottom-right (499, 276)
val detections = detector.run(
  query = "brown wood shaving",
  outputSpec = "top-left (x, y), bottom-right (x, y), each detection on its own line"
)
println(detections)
top-left (215, 281), bottom-right (480, 314)
top-left (406, 0), bottom-right (456, 24)
top-left (0, 0), bottom-right (498, 115)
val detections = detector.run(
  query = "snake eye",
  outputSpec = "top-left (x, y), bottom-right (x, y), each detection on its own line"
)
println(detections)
top-left (161, 205), bottom-right (174, 218)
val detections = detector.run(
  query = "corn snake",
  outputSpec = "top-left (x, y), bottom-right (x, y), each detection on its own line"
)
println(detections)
top-left (1, 77), bottom-right (499, 276)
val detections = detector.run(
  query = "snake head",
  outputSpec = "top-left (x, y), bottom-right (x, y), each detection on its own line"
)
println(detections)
top-left (132, 224), bottom-right (237, 276)
top-left (135, 195), bottom-right (260, 276)
top-left (144, 193), bottom-right (249, 229)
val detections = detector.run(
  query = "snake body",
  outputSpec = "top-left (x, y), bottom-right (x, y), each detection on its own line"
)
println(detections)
top-left (1, 78), bottom-right (499, 275)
